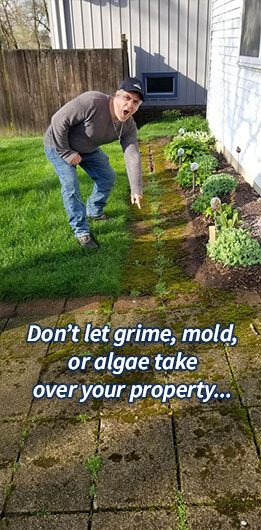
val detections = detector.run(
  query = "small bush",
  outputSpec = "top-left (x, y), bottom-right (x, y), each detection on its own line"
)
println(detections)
top-left (165, 133), bottom-right (212, 164)
top-left (176, 154), bottom-right (218, 188)
top-left (175, 115), bottom-right (211, 134)
top-left (191, 193), bottom-right (213, 214)
top-left (207, 228), bottom-right (261, 267)
top-left (202, 173), bottom-right (237, 196)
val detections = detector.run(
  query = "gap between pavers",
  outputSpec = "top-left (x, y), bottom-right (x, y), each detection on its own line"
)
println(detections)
top-left (0, 422), bottom-right (26, 515)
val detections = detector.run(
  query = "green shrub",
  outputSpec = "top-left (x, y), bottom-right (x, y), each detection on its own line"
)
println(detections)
top-left (207, 228), bottom-right (261, 267)
top-left (174, 115), bottom-right (211, 134)
top-left (191, 193), bottom-right (213, 214)
top-left (196, 153), bottom-right (218, 174)
top-left (202, 173), bottom-right (237, 196)
top-left (176, 154), bottom-right (218, 188)
top-left (165, 133), bottom-right (212, 164)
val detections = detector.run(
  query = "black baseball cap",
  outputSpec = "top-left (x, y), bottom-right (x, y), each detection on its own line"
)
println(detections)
top-left (118, 77), bottom-right (144, 101)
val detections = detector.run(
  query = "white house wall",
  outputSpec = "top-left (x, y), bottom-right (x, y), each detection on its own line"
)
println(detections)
top-left (207, 0), bottom-right (261, 193)
top-left (47, 0), bottom-right (211, 107)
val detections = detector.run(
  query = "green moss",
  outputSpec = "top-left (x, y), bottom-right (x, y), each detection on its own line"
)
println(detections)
top-left (121, 265), bottom-right (158, 293)
top-left (99, 299), bottom-right (114, 314)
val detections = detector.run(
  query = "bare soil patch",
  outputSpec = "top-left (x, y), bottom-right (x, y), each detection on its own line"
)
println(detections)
top-left (182, 154), bottom-right (261, 293)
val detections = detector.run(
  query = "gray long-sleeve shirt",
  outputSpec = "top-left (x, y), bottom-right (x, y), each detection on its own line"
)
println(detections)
top-left (44, 91), bottom-right (142, 195)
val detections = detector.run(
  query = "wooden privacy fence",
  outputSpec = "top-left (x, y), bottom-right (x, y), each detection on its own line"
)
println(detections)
top-left (0, 40), bottom-right (129, 136)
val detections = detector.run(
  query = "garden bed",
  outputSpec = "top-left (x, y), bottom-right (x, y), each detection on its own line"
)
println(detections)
top-left (182, 154), bottom-right (261, 293)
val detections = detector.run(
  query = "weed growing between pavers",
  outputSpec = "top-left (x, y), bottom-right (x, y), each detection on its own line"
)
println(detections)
top-left (176, 491), bottom-right (189, 530)
top-left (85, 453), bottom-right (102, 499)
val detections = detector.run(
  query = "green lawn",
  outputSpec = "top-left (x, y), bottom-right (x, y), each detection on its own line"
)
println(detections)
top-left (0, 137), bottom-right (132, 302)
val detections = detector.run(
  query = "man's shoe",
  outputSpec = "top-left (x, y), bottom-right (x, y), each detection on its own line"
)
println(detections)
top-left (89, 213), bottom-right (114, 221)
top-left (77, 234), bottom-right (99, 249)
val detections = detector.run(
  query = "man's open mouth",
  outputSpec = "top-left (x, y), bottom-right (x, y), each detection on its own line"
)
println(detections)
top-left (123, 110), bottom-right (129, 117)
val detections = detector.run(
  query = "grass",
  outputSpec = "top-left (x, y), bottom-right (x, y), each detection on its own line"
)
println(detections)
top-left (0, 137), bottom-right (132, 302)
top-left (138, 117), bottom-right (178, 142)
top-left (137, 114), bottom-right (209, 142)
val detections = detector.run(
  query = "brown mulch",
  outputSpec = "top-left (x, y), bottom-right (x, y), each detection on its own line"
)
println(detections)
top-left (182, 153), bottom-right (261, 293)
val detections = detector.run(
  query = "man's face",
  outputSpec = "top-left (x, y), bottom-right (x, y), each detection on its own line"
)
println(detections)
top-left (113, 90), bottom-right (142, 122)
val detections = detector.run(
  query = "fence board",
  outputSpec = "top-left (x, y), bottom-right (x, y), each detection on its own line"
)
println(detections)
top-left (0, 47), bottom-right (127, 136)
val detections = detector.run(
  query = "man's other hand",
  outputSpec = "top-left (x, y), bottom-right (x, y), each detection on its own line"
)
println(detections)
top-left (70, 153), bottom-right (82, 165)
top-left (131, 194), bottom-right (143, 209)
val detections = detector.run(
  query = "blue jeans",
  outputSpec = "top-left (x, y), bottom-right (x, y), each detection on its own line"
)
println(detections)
top-left (44, 146), bottom-right (116, 237)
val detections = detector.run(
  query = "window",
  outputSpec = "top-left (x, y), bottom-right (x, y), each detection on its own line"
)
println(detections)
top-left (239, 0), bottom-right (261, 67)
top-left (143, 73), bottom-right (178, 98)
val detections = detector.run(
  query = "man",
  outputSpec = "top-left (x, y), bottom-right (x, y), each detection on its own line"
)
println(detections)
top-left (44, 77), bottom-right (144, 249)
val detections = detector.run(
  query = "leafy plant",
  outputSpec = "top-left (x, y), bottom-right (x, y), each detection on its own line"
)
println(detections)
top-left (85, 454), bottom-right (102, 480)
top-left (191, 193), bottom-right (213, 214)
top-left (207, 228), bottom-right (261, 267)
top-left (215, 203), bottom-right (241, 229)
top-left (202, 173), bottom-right (237, 196)
top-left (165, 132), bottom-right (213, 164)
top-left (86, 453), bottom-right (102, 499)
top-left (176, 154), bottom-right (218, 188)
top-left (162, 109), bottom-right (181, 120)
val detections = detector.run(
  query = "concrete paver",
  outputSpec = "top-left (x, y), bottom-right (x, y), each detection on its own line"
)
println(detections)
top-left (0, 514), bottom-right (89, 529)
top-left (167, 343), bottom-right (237, 410)
top-left (92, 509), bottom-right (178, 529)
top-left (0, 318), bottom-right (57, 419)
top-left (96, 416), bottom-right (177, 509)
top-left (0, 422), bottom-right (24, 513)
top-left (187, 505), bottom-right (261, 530)
top-left (7, 420), bottom-right (97, 514)
top-left (177, 408), bottom-right (261, 504)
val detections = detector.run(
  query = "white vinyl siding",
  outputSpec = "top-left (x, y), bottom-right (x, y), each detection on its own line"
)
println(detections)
top-left (207, 0), bottom-right (261, 194)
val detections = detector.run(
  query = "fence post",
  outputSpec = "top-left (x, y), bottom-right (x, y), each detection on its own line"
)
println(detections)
top-left (121, 34), bottom-right (129, 79)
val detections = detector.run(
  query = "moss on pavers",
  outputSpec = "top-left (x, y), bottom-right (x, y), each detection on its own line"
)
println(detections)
top-left (165, 343), bottom-right (237, 411)
top-left (0, 514), bottom-right (89, 529)
top-left (96, 416), bottom-right (178, 509)
top-left (30, 359), bottom-right (100, 420)
top-left (111, 310), bottom-right (166, 342)
top-left (248, 408), bottom-right (261, 452)
top-left (6, 420), bottom-right (97, 514)
top-left (176, 407), bottom-right (261, 505)
top-left (0, 422), bottom-right (25, 514)
top-left (187, 504), bottom-right (261, 529)
top-left (0, 317), bottom-right (57, 361)
top-left (0, 318), bottom-right (58, 420)
top-left (121, 265), bottom-right (158, 293)
top-left (92, 510), bottom-right (177, 529)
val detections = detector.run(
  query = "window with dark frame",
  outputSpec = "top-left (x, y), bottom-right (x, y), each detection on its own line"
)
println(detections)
top-left (239, 0), bottom-right (261, 64)
top-left (143, 73), bottom-right (178, 98)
